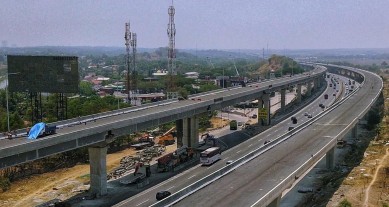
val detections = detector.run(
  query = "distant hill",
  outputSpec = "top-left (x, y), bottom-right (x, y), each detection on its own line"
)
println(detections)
top-left (253, 55), bottom-right (299, 77)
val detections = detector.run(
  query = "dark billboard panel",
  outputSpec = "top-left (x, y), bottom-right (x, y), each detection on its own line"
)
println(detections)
top-left (7, 55), bottom-right (79, 93)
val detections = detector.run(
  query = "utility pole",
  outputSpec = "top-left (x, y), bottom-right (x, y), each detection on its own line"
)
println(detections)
top-left (131, 32), bottom-right (138, 105)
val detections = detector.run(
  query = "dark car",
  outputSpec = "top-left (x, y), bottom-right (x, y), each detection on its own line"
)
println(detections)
top-left (156, 191), bottom-right (171, 201)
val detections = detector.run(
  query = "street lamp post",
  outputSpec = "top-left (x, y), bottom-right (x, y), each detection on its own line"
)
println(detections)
top-left (223, 68), bottom-right (225, 88)
top-left (5, 77), bottom-right (10, 133)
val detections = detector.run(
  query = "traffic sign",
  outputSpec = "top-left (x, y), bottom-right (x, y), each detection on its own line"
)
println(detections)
top-left (258, 108), bottom-right (268, 118)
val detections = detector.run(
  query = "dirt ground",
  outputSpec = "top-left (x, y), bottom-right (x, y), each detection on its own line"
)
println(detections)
top-left (208, 117), bottom-right (229, 129)
top-left (325, 76), bottom-right (389, 207)
top-left (0, 118), bottom-right (225, 207)
top-left (0, 140), bottom-right (177, 207)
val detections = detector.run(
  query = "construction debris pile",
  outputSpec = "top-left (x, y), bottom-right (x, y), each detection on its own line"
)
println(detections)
top-left (107, 145), bottom-right (166, 180)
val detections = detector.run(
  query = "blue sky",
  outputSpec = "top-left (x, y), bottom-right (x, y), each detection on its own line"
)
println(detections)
top-left (1, 0), bottom-right (388, 49)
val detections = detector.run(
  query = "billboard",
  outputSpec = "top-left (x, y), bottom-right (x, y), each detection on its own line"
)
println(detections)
top-left (7, 55), bottom-right (79, 93)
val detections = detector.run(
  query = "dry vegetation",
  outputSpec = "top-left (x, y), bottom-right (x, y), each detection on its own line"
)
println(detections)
top-left (326, 74), bottom-right (389, 207)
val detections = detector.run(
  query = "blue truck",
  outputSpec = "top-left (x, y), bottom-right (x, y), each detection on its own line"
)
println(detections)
top-left (28, 122), bottom-right (57, 139)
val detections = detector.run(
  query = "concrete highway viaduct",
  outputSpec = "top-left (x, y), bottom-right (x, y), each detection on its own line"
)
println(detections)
top-left (150, 64), bottom-right (382, 207)
top-left (0, 66), bottom-right (326, 197)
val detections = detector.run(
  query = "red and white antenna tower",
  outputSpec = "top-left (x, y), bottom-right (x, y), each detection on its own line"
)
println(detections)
top-left (124, 21), bottom-right (132, 101)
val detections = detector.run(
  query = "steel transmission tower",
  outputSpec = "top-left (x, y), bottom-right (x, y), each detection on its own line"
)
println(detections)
top-left (167, 1), bottom-right (177, 99)
top-left (124, 22), bottom-right (132, 102)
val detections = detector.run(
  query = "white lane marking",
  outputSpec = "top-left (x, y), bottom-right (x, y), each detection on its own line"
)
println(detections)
top-left (121, 164), bottom-right (201, 202)
top-left (258, 139), bottom-right (263, 142)
top-left (187, 174), bottom-right (197, 180)
top-left (248, 144), bottom-right (253, 148)
top-left (166, 186), bottom-right (175, 191)
top-left (224, 156), bottom-right (230, 160)
top-left (236, 150), bottom-right (241, 154)
top-left (136, 199), bottom-right (149, 206)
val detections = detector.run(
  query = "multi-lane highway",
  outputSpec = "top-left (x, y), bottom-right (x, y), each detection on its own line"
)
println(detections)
top-left (0, 69), bottom-right (325, 169)
top-left (112, 72), bottom-right (340, 207)
top-left (170, 68), bottom-right (381, 206)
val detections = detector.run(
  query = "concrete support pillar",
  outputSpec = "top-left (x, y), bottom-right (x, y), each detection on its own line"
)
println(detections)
top-left (89, 145), bottom-right (108, 197)
top-left (296, 84), bottom-right (302, 103)
top-left (307, 81), bottom-right (312, 96)
top-left (351, 125), bottom-right (358, 139)
top-left (183, 116), bottom-right (199, 147)
top-left (280, 89), bottom-right (286, 112)
top-left (326, 146), bottom-right (335, 170)
top-left (176, 119), bottom-right (184, 148)
top-left (260, 93), bottom-right (271, 126)
top-left (314, 78), bottom-right (318, 90)
top-left (266, 195), bottom-right (281, 207)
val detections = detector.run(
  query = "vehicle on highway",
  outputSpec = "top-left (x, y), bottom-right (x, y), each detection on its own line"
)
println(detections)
top-left (324, 94), bottom-right (328, 99)
top-left (156, 191), bottom-right (171, 201)
top-left (28, 122), bottom-right (57, 139)
top-left (319, 103), bottom-right (325, 108)
top-left (307, 114), bottom-right (312, 118)
top-left (264, 140), bottom-right (270, 145)
top-left (226, 160), bottom-right (234, 165)
top-left (200, 147), bottom-right (221, 166)
top-left (333, 93), bottom-right (336, 96)
top-left (288, 126), bottom-right (295, 131)
top-left (230, 120), bottom-right (238, 130)
top-left (291, 116), bottom-right (297, 124)
top-left (304, 112), bottom-right (309, 116)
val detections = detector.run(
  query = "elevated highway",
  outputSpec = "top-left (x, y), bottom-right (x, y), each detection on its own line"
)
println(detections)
top-left (0, 67), bottom-right (326, 196)
top-left (151, 65), bottom-right (382, 207)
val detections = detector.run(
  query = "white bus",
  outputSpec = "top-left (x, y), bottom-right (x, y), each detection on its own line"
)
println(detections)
top-left (200, 147), bottom-right (221, 166)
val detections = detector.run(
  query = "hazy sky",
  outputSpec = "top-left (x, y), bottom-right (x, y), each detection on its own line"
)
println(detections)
top-left (1, 0), bottom-right (389, 50)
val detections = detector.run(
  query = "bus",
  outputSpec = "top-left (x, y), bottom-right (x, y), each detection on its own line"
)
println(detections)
top-left (230, 120), bottom-right (237, 130)
top-left (200, 147), bottom-right (221, 166)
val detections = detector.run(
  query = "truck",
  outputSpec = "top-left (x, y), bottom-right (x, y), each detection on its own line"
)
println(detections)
top-left (157, 146), bottom-right (196, 172)
top-left (230, 120), bottom-right (238, 130)
top-left (131, 134), bottom-right (155, 150)
top-left (157, 153), bottom-right (174, 172)
top-left (28, 122), bottom-right (57, 139)
top-left (157, 134), bottom-right (175, 146)
top-left (197, 133), bottom-right (217, 151)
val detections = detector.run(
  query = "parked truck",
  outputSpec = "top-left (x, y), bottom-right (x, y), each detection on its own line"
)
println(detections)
top-left (131, 133), bottom-right (155, 150)
top-left (157, 146), bottom-right (196, 172)
top-left (157, 134), bottom-right (175, 146)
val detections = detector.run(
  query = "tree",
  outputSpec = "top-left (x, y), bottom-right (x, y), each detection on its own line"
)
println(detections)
top-left (79, 81), bottom-right (95, 97)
